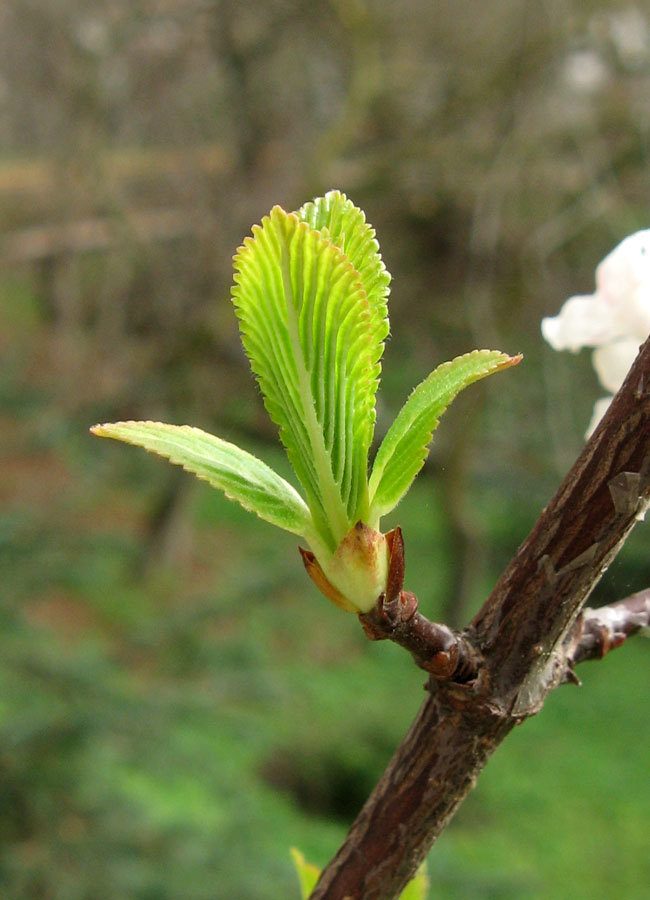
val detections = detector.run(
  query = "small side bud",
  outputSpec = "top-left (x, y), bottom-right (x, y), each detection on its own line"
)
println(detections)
top-left (385, 527), bottom-right (405, 603)
top-left (301, 522), bottom-right (390, 614)
top-left (299, 547), bottom-right (358, 613)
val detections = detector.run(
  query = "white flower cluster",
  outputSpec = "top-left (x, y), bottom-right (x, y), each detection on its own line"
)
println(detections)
top-left (542, 229), bottom-right (650, 436)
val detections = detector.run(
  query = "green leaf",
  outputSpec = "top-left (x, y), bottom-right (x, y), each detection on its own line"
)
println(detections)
top-left (232, 204), bottom-right (384, 550)
top-left (369, 350), bottom-right (521, 522)
top-left (289, 849), bottom-right (428, 900)
top-left (398, 863), bottom-right (429, 900)
top-left (290, 848), bottom-right (321, 900)
top-left (296, 190), bottom-right (390, 352)
top-left (90, 421), bottom-right (316, 540)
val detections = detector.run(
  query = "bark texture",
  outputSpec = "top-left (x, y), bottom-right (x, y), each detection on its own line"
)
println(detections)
top-left (568, 589), bottom-right (650, 667)
top-left (310, 337), bottom-right (650, 900)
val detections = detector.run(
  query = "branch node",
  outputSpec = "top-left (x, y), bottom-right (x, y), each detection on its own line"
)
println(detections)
top-left (563, 666), bottom-right (581, 687)
top-left (359, 593), bottom-right (482, 683)
top-left (425, 643), bottom-right (460, 679)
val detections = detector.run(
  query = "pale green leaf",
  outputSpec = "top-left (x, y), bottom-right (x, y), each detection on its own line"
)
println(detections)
top-left (232, 204), bottom-right (382, 550)
top-left (91, 421), bottom-right (315, 539)
top-left (296, 190), bottom-right (390, 352)
top-left (290, 848), bottom-right (321, 900)
top-left (398, 863), bottom-right (430, 900)
top-left (289, 848), bottom-right (426, 900)
top-left (369, 350), bottom-right (521, 522)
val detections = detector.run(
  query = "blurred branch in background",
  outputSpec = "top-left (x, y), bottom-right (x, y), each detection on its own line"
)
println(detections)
top-left (1, 1), bottom-right (649, 898)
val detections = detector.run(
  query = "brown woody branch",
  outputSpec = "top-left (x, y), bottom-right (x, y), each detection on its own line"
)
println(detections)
top-left (310, 336), bottom-right (650, 900)
top-left (566, 589), bottom-right (650, 669)
top-left (358, 526), bottom-right (482, 681)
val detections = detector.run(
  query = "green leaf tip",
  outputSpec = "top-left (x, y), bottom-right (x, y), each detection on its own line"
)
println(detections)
top-left (290, 848), bottom-right (321, 900)
top-left (232, 195), bottom-right (391, 551)
top-left (368, 349), bottom-right (521, 523)
top-left (398, 862), bottom-right (430, 900)
top-left (289, 847), bottom-right (429, 899)
top-left (91, 420), bottom-right (316, 542)
top-left (296, 190), bottom-right (391, 349)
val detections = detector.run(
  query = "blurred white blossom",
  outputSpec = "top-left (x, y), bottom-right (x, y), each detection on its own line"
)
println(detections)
top-left (75, 16), bottom-right (110, 55)
top-left (609, 9), bottom-right (650, 68)
top-left (542, 229), bottom-right (650, 436)
top-left (562, 49), bottom-right (609, 95)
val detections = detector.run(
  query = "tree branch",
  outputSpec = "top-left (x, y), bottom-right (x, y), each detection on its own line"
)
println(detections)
top-left (309, 336), bottom-right (650, 900)
top-left (358, 526), bottom-right (481, 681)
top-left (566, 589), bottom-right (650, 669)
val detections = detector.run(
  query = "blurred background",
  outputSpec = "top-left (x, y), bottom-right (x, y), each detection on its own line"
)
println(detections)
top-left (1, 1), bottom-right (649, 898)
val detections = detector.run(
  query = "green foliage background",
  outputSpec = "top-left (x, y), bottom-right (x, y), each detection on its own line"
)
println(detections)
top-left (1, 1), bottom-right (649, 898)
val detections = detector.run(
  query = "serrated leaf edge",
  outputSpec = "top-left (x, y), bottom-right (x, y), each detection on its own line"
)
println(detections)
top-left (368, 350), bottom-right (521, 523)
top-left (232, 206), bottom-right (381, 547)
top-left (91, 420), bottom-right (323, 551)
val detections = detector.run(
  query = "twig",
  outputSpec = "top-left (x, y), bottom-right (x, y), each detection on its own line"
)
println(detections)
top-left (358, 526), bottom-right (481, 681)
top-left (567, 589), bottom-right (650, 668)
top-left (310, 336), bottom-right (650, 900)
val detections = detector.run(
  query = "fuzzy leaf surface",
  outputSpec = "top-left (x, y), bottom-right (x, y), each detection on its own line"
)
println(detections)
top-left (296, 190), bottom-right (390, 352)
top-left (91, 421), bottom-right (314, 538)
top-left (232, 205), bottom-right (383, 549)
top-left (369, 350), bottom-right (521, 521)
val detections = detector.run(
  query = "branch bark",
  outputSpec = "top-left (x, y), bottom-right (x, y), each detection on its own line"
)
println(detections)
top-left (309, 336), bottom-right (650, 900)
top-left (567, 589), bottom-right (650, 669)
top-left (358, 526), bottom-right (482, 681)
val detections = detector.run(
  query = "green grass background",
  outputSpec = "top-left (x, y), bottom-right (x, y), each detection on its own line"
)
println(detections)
top-left (2, 281), bottom-right (649, 899)
top-left (3, 1), bottom-right (650, 893)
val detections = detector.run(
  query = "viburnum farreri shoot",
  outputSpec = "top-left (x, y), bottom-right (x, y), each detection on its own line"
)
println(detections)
top-left (92, 192), bottom-right (520, 614)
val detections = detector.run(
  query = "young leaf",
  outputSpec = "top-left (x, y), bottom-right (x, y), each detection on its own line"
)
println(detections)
top-left (398, 863), bottom-right (429, 900)
top-left (90, 421), bottom-right (316, 540)
top-left (289, 848), bottom-right (429, 900)
top-left (368, 350), bottom-right (521, 522)
top-left (232, 205), bottom-right (383, 550)
top-left (296, 190), bottom-right (390, 353)
top-left (290, 848), bottom-right (321, 900)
